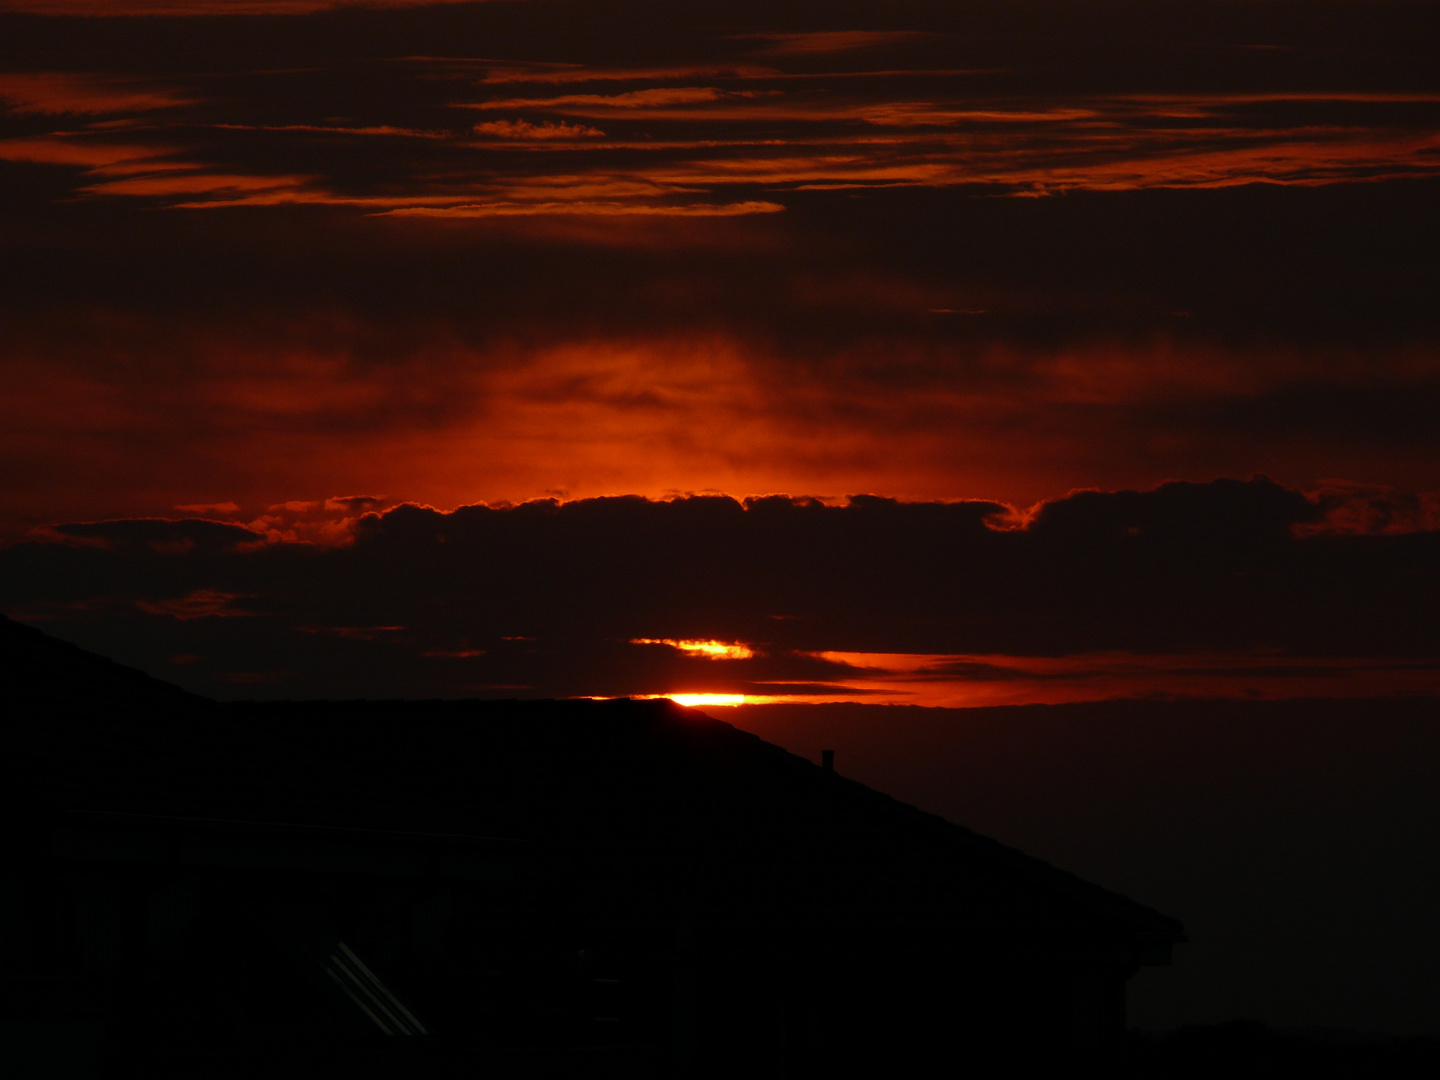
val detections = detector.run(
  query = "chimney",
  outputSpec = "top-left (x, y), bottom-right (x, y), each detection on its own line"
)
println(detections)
top-left (821, 749), bottom-right (834, 773)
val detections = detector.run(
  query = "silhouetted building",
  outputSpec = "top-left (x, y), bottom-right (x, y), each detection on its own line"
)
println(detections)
top-left (1, 615), bottom-right (1182, 1077)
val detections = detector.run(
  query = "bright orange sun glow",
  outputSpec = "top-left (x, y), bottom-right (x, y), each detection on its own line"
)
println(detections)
top-left (630, 639), bottom-right (756, 660)
top-left (663, 693), bottom-right (748, 707)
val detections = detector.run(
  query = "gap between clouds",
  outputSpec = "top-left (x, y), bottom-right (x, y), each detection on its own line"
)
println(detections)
top-left (2, 479), bottom-right (1438, 702)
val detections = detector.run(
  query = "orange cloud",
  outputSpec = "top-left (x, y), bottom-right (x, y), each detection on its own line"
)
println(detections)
top-left (632, 639), bottom-right (756, 660)
top-left (209, 123), bottom-right (447, 139)
top-left (5, 292), bottom-right (1437, 524)
top-left (0, 73), bottom-right (198, 115)
top-left (379, 200), bottom-right (784, 219)
top-left (737, 31), bottom-right (931, 57)
top-left (11, 483), bottom-right (1435, 705)
top-left (8, 50), bottom-right (1437, 225)
top-left (0, 1), bottom-right (475, 12)
top-left (135, 588), bottom-right (251, 620)
top-left (440, 86), bottom-right (1440, 196)
top-left (856, 103), bottom-right (1101, 126)
top-left (0, 136), bottom-right (170, 169)
top-left (3, 15), bottom-right (1439, 532)
top-left (479, 64), bottom-right (774, 86)
top-left (763, 651), bottom-right (1440, 708)
top-left (473, 119), bottom-right (605, 140)
top-left (467, 88), bottom-right (737, 111)
top-left (82, 171), bottom-right (310, 198)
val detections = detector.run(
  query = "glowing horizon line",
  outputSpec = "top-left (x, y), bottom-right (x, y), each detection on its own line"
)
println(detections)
top-left (652, 693), bottom-right (748, 707)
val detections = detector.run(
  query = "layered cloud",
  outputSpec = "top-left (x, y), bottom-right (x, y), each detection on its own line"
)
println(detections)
top-left (0, 72), bottom-right (199, 115)
top-left (4, 254), bottom-right (1438, 524)
top-left (0, 1), bottom-right (475, 12)
top-left (2, 1), bottom-right (1438, 613)
top-left (3, 479), bottom-right (1437, 702)
top-left (4, 3), bottom-right (1440, 216)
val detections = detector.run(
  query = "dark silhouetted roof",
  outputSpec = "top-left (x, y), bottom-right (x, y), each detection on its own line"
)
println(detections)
top-left (2, 614), bottom-right (1182, 959)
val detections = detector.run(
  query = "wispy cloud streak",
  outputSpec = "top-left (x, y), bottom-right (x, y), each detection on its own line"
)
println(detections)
top-left (6, 10), bottom-right (1440, 218)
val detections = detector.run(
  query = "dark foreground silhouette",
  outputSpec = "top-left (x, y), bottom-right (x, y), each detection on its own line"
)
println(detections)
top-left (732, 696), bottom-right (1440, 1035)
top-left (1126, 1021), bottom-right (1440, 1078)
top-left (1, 615), bottom-right (1182, 1077)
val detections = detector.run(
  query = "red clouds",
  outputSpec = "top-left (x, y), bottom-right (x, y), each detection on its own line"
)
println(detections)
top-left (0, 1), bottom-right (473, 12)
top-left (4, 299), bottom-right (1437, 524)
top-left (4, 6), bottom-right (1436, 1038)
top-left (3, 479), bottom-right (1437, 703)
top-left (1, 1), bottom-right (1438, 652)
top-left (0, 72), bottom-right (198, 115)
top-left (6, 6), bottom-right (1440, 215)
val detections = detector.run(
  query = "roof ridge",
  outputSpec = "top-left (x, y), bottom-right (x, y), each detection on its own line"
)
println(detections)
top-left (690, 706), bottom-right (1183, 934)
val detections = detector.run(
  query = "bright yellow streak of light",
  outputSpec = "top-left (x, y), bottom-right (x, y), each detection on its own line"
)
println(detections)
top-left (667, 693), bottom-right (747, 707)
top-left (631, 638), bottom-right (755, 660)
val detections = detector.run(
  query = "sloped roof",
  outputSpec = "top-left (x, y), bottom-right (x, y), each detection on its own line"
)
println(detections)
top-left (2, 614), bottom-right (1182, 958)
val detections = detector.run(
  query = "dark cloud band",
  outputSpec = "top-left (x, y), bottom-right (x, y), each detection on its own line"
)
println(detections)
top-left (4, 478), bottom-right (1436, 700)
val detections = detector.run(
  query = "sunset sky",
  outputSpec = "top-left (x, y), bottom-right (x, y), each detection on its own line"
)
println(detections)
top-left (2, 0), bottom-right (1438, 705)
